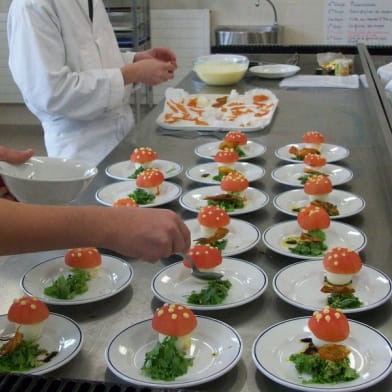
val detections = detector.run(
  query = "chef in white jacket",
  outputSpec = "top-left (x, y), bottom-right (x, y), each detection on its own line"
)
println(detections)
top-left (7, 0), bottom-right (177, 166)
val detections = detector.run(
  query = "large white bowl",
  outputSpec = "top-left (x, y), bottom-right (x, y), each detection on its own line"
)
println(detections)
top-left (193, 54), bottom-right (249, 86)
top-left (0, 156), bottom-right (98, 205)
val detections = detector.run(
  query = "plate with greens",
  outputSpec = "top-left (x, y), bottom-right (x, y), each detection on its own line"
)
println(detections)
top-left (186, 162), bottom-right (265, 185)
top-left (0, 313), bottom-right (83, 375)
top-left (262, 221), bottom-right (367, 259)
top-left (275, 143), bottom-right (350, 163)
top-left (273, 189), bottom-right (366, 219)
top-left (273, 260), bottom-right (392, 313)
top-left (105, 159), bottom-right (183, 181)
top-left (21, 254), bottom-right (133, 305)
top-left (271, 164), bottom-right (353, 187)
top-left (179, 185), bottom-right (269, 215)
top-left (151, 257), bottom-right (268, 311)
top-left (195, 141), bottom-right (267, 161)
top-left (185, 218), bottom-right (261, 256)
top-left (95, 180), bottom-right (182, 207)
top-left (252, 317), bottom-right (392, 391)
top-left (105, 315), bottom-right (242, 388)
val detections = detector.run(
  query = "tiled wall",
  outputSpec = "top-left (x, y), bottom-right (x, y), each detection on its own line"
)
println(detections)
top-left (150, 0), bottom-right (325, 45)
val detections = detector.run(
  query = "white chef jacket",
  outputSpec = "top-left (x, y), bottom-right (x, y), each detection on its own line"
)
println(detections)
top-left (7, 0), bottom-right (136, 166)
top-left (377, 62), bottom-right (392, 104)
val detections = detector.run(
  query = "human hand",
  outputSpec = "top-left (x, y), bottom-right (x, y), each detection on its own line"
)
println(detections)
top-left (122, 59), bottom-right (176, 86)
top-left (0, 146), bottom-right (34, 200)
top-left (100, 207), bottom-right (191, 262)
top-left (135, 47), bottom-right (177, 69)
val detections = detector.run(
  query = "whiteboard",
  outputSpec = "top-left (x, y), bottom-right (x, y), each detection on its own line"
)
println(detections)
top-left (324, 0), bottom-right (392, 45)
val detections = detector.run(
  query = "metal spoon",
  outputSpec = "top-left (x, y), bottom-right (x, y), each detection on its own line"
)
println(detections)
top-left (179, 253), bottom-right (223, 281)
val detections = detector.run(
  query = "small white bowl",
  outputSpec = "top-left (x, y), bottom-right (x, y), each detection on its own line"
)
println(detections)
top-left (0, 156), bottom-right (98, 205)
top-left (193, 54), bottom-right (249, 86)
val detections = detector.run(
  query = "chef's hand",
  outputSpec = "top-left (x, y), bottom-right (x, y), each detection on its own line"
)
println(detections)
top-left (122, 59), bottom-right (176, 86)
top-left (0, 146), bottom-right (34, 200)
top-left (134, 47), bottom-right (177, 69)
top-left (100, 207), bottom-right (191, 263)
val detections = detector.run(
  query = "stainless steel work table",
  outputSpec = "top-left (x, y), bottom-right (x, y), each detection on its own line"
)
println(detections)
top-left (2, 47), bottom-right (392, 391)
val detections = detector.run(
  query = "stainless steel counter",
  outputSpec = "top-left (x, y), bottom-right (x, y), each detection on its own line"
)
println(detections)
top-left (2, 47), bottom-right (392, 391)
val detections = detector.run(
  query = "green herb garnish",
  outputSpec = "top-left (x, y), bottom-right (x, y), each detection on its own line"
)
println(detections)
top-left (141, 336), bottom-right (193, 381)
top-left (234, 146), bottom-right (246, 157)
top-left (128, 188), bottom-right (156, 205)
top-left (196, 239), bottom-right (228, 251)
top-left (288, 230), bottom-right (327, 257)
top-left (44, 268), bottom-right (91, 299)
top-left (298, 173), bottom-right (321, 184)
top-left (0, 340), bottom-right (49, 372)
top-left (327, 293), bottom-right (363, 309)
top-left (212, 173), bottom-right (223, 182)
top-left (206, 192), bottom-right (245, 212)
top-left (128, 166), bottom-right (146, 179)
top-left (187, 278), bottom-right (232, 305)
top-left (289, 352), bottom-right (359, 384)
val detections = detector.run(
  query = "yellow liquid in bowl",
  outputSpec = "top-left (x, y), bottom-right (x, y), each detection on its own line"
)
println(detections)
top-left (194, 62), bottom-right (248, 86)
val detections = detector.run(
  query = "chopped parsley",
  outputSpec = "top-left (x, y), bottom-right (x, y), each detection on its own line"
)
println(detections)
top-left (141, 336), bottom-right (193, 381)
top-left (187, 278), bottom-right (232, 305)
top-left (0, 340), bottom-right (51, 372)
top-left (44, 268), bottom-right (91, 299)
top-left (327, 293), bottom-right (363, 309)
top-left (128, 188), bottom-right (156, 205)
top-left (128, 166), bottom-right (146, 179)
top-left (289, 352), bottom-right (359, 384)
top-left (288, 230), bottom-right (327, 257)
top-left (196, 238), bottom-right (228, 252)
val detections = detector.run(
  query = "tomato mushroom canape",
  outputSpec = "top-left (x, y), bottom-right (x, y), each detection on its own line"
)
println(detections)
top-left (214, 149), bottom-right (239, 169)
top-left (197, 205), bottom-right (231, 237)
top-left (219, 130), bottom-right (248, 152)
top-left (136, 168), bottom-right (164, 195)
top-left (308, 306), bottom-right (350, 347)
top-left (220, 172), bottom-right (249, 196)
top-left (183, 244), bottom-right (222, 271)
top-left (302, 131), bottom-right (325, 151)
top-left (323, 247), bottom-right (362, 286)
top-left (8, 296), bottom-right (50, 341)
top-left (304, 153), bottom-right (327, 172)
top-left (130, 147), bottom-right (158, 169)
top-left (304, 175), bottom-right (333, 202)
top-left (152, 303), bottom-right (197, 352)
top-left (297, 205), bottom-right (330, 232)
top-left (65, 247), bottom-right (102, 275)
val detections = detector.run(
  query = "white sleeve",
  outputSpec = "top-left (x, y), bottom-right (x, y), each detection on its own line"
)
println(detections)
top-left (7, 3), bottom-right (125, 121)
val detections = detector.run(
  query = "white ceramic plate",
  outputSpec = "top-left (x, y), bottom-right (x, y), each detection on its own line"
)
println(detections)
top-left (194, 141), bottom-right (267, 161)
top-left (151, 257), bottom-right (268, 311)
top-left (105, 159), bottom-right (183, 181)
top-left (179, 185), bottom-right (269, 216)
top-left (252, 317), bottom-right (392, 391)
top-left (95, 181), bottom-right (182, 207)
top-left (273, 260), bottom-right (392, 313)
top-left (249, 64), bottom-right (301, 79)
top-left (105, 316), bottom-right (243, 388)
top-left (273, 189), bottom-right (366, 219)
top-left (186, 162), bottom-right (265, 185)
top-left (262, 220), bottom-right (367, 259)
top-left (275, 143), bottom-right (350, 163)
top-left (185, 218), bottom-right (261, 256)
top-left (271, 164), bottom-right (353, 187)
top-left (0, 313), bottom-right (83, 375)
top-left (21, 254), bottom-right (133, 305)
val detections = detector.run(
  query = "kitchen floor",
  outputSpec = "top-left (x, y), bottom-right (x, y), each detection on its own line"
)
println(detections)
top-left (0, 103), bottom-right (153, 156)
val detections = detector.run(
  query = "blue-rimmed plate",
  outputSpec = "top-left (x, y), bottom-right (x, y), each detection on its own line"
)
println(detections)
top-left (262, 220), bottom-right (367, 259)
top-left (195, 141), bottom-right (267, 161)
top-left (151, 257), bottom-right (268, 311)
top-left (21, 254), bottom-right (133, 305)
top-left (252, 317), bottom-right (392, 391)
top-left (273, 260), bottom-right (392, 313)
top-left (271, 164), bottom-right (353, 187)
top-left (105, 316), bottom-right (242, 388)
top-left (275, 143), bottom-right (350, 163)
top-left (0, 313), bottom-right (83, 375)
top-left (105, 159), bottom-right (183, 181)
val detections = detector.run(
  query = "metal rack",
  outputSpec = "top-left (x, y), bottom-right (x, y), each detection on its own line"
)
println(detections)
top-left (104, 0), bottom-right (153, 122)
